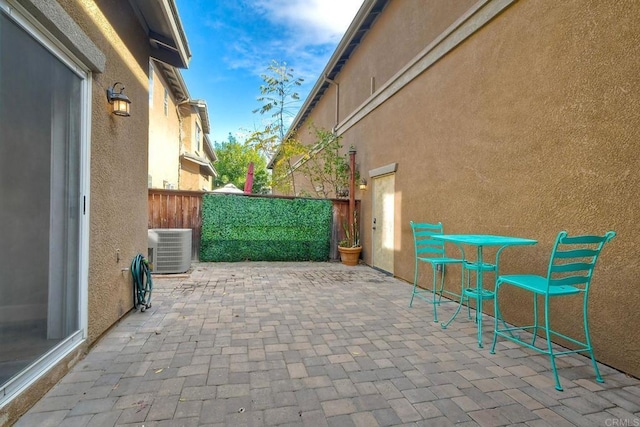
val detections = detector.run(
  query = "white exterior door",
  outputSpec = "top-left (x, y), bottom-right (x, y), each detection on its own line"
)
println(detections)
top-left (372, 173), bottom-right (395, 273)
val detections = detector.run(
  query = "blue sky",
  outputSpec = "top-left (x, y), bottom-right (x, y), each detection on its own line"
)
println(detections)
top-left (174, 0), bottom-right (363, 144)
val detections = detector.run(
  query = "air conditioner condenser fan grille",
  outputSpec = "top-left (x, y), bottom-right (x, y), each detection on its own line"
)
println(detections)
top-left (148, 228), bottom-right (191, 274)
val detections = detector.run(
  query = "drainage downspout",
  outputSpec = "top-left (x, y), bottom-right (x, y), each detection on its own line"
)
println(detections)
top-left (324, 76), bottom-right (339, 133)
top-left (176, 99), bottom-right (190, 189)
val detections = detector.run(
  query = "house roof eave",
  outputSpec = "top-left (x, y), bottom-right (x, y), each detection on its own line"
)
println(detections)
top-left (189, 99), bottom-right (210, 135)
top-left (129, 0), bottom-right (191, 69)
top-left (180, 152), bottom-right (216, 177)
top-left (154, 60), bottom-right (190, 102)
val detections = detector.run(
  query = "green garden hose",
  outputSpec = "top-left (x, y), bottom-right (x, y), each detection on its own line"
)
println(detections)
top-left (131, 253), bottom-right (152, 312)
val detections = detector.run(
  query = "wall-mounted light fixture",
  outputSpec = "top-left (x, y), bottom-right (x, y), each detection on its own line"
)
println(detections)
top-left (359, 178), bottom-right (367, 191)
top-left (106, 82), bottom-right (131, 117)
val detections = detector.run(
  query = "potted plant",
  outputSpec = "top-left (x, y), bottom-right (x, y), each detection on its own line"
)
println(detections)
top-left (338, 210), bottom-right (362, 266)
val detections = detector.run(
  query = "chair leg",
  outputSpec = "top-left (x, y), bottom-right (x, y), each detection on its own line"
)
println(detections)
top-left (490, 281), bottom-right (502, 354)
top-left (409, 260), bottom-right (418, 308)
top-left (531, 294), bottom-right (539, 347)
top-left (583, 294), bottom-right (604, 384)
top-left (440, 264), bottom-right (466, 330)
top-left (544, 296), bottom-right (563, 391)
top-left (436, 264), bottom-right (446, 304)
top-left (432, 267), bottom-right (439, 323)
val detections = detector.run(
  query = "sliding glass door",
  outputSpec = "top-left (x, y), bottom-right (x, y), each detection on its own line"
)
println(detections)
top-left (0, 7), bottom-right (86, 389)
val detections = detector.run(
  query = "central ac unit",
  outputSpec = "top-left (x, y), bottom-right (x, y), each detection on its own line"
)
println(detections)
top-left (148, 228), bottom-right (192, 274)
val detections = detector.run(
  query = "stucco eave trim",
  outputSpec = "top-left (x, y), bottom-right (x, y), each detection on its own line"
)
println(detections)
top-left (336, 0), bottom-right (516, 135)
top-left (11, 0), bottom-right (106, 72)
top-left (369, 163), bottom-right (397, 178)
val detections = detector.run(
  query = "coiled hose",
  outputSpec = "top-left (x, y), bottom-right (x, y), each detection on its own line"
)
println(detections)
top-left (131, 254), bottom-right (152, 312)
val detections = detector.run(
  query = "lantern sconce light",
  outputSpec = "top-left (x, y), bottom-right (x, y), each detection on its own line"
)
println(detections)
top-left (359, 178), bottom-right (367, 191)
top-left (106, 82), bottom-right (131, 117)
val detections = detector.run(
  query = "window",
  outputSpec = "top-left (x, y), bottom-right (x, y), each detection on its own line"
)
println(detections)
top-left (163, 88), bottom-right (168, 116)
top-left (0, 4), bottom-right (88, 402)
top-left (195, 122), bottom-right (201, 153)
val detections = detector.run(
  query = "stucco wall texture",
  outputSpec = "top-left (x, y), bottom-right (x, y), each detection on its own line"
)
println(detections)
top-left (149, 64), bottom-right (181, 189)
top-left (59, 0), bottom-right (150, 343)
top-left (295, 0), bottom-right (640, 378)
top-left (2, 0), bottom-right (150, 422)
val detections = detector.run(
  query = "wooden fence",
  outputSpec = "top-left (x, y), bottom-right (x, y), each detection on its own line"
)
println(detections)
top-left (148, 189), bottom-right (357, 261)
top-left (148, 189), bottom-right (204, 260)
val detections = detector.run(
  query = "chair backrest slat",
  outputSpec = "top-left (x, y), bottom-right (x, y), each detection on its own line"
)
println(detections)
top-left (554, 248), bottom-right (599, 259)
top-left (549, 275), bottom-right (590, 287)
top-left (416, 237), bottom-right (444, 245)
top-left (417, 247), bottom-right (445, 256)
top-left (545, 230), bottom-right (615, 290)
top-left (550, 262), bottom-right (595, 274)
top-left (410, 221), bottom-right (447, 260)
top-left (414, 230), bottom-right (441, 237)
top-left (561, 235), bottom-right (609, 245)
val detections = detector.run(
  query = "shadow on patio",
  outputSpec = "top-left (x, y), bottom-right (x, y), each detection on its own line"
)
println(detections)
top-left (16, 262), bottom-right (640, 426)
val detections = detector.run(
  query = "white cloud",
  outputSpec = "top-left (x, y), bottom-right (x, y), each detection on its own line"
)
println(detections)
top-left (251, 0), bottom-right (363, 45)
top-left (250, 0), bottom-right (363, 80)
top-left (209, 0), bottom-right (363, 113)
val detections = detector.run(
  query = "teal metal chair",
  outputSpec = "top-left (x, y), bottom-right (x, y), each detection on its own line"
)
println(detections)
top-left (490, 230), bottom-right (615, 391)
top-left (409, 221), bottom-right (465, 322)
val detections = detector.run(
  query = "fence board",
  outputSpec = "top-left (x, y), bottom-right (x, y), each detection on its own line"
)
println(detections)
top-left (148, 189), bottom-right (205, 260)
top-left (148, 190), bottom-right (357, 262)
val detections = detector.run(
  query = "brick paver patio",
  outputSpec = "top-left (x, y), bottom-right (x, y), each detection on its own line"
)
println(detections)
top-left (15, 262), bottom-right (640, 426)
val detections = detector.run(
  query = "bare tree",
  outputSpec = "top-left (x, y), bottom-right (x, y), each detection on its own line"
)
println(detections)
top-left (248, 60), bottom-right (304, 194)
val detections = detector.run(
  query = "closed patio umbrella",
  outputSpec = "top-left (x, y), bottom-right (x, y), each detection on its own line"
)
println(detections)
top-left (243, 162), bottom-right (254, 194)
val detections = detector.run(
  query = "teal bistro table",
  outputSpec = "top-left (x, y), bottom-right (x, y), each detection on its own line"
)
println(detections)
top-left (431, 234), bottom-right (537, 348)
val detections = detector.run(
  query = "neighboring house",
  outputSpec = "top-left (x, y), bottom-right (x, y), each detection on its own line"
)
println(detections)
top-left (148, 60), bottom-right (217, 191)
top-left (0, 0), bottom-right (190, 422)
top-left (178, 100), bottom-right (217, 191)
top-left (276, 0), bottom-right (639, 378)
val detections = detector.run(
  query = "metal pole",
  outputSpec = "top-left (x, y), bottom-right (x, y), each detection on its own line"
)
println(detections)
top-left (348, 147), bottom-right (356, 246)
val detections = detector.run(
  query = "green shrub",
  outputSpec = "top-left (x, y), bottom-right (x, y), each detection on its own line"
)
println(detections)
top-left (200, 195), bottom-right (332, 261)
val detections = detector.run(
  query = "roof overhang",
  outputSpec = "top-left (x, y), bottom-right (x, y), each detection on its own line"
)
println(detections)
top-left (203, 134), bottom-right (217, 162)
top-left (189, 99), bottom-right (210, 134)
top-left (129, 0), bottom-right (191, 68)
top-left (180, 152), bottom-right (216, 177)
top-left (153, 60), bottom-right (189, 102)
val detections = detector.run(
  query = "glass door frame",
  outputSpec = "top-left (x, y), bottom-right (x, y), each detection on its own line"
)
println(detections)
top-left (0, 0), bottom-right (90, 408)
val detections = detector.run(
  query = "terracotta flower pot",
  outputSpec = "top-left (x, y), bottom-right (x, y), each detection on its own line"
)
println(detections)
top-left (338, 246), bottom-right (362, 266)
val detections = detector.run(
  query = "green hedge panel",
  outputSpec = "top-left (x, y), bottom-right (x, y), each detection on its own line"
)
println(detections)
top-left (201, 195), bottom-right (332, 261)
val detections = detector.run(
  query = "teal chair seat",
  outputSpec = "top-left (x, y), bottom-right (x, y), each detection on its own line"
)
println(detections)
top-left (491, 230), bottom-right (615, 391)
top-left (409, 221), bottom-right (465, 322)
top-left (417, 255), bottom-right (461, 265)
top-left (496, 274), bottom-right (582, 296)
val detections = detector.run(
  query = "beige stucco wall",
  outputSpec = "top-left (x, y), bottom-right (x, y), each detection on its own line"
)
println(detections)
top-left (69, 0), bottom-right (150, 345)
top-left (2, 0), bottom-right (150, 423)
top-left (294, 0), bottom-right (640, 378)
top-left (180, 161), bottom-right (202, 191)
top-left (177, 104), bottom-right (211, 190)
top-left (149, 63), bottom-right (181, 188)
top-left (339, 0), bottom-right (477, 116)
top-left (179, 103), bottom-right (195, 153)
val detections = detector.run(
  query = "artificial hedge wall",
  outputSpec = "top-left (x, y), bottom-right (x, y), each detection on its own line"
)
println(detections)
top-left (200, 195), bottom-right (332, 261)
